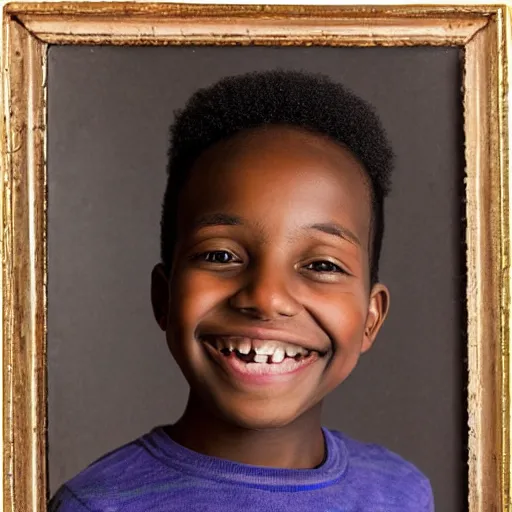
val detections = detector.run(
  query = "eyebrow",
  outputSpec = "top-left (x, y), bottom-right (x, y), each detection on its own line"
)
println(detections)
top-left (192, 213), bottom-right (361, 247)
top-left (192, 213), bottom-right (244, 230)
top-left (306, 222), bottom-right (361, 247)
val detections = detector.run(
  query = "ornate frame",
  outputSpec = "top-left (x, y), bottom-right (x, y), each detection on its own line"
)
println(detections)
top-left (0, 2), bottom-right (510, 511)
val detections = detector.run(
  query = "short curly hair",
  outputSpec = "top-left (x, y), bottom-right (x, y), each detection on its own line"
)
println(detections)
top-left (161, 69), bottom-right (393, 285)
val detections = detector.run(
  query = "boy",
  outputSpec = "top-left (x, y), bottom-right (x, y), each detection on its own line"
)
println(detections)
top-left (50, 70), bottom-right (434, 511)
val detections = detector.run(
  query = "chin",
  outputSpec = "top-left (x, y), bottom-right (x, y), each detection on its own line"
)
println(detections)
top-left (215, 399), bottom-right (305, 431)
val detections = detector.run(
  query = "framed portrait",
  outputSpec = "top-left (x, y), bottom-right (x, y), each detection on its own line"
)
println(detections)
top-left (1, 2), bottom-right (511, 511)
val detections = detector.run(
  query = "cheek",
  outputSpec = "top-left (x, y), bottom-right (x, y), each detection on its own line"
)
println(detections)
top-left (335, 311), bottom-right (367, 355)
top-left (312, 289), bottom-right (368, 350)
top-left (166, 271), bottom-right (233, 380)
top-left (169, 271), bottom-right (232, 332)
top-left (311, 295), bottom-right (368, 398)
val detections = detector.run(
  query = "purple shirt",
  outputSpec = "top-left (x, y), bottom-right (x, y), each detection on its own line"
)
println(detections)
top-left (49, 427), bottom-right (433, 511)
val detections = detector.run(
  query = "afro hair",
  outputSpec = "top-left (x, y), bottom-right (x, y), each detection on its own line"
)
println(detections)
top-left (161, 69), bottom-right (393, 285)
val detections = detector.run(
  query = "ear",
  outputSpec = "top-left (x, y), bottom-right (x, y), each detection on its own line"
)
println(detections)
top-left (151, 263), bottom-right (170, 331)
top-left (361, 283), bottom-right (390, 354)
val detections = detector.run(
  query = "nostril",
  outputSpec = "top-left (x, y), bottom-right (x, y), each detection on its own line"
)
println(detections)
top-left (228, 280), bottom-right (301, 320)
top-left (235, 306), bottom-right (271, 321)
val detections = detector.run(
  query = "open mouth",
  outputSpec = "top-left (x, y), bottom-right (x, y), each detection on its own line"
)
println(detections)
top-left (202, 335), bottom-right (321, 363)
top-left (200, 335), bottom-right (324, 380)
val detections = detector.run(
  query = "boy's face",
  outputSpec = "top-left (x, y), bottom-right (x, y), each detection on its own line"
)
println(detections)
top-left (152, 126), bottom-right (389, 429)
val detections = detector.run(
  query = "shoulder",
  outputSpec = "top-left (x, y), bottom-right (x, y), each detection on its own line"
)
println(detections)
top-left (49, 485), bottom-right (91, 512)
top-left (329, 430), bottom-right (434, 511)
top-left (49, 429), bottom-right (176, 511)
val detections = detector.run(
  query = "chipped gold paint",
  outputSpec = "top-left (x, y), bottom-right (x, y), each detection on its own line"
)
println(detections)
top-left (0, 3), bottom-right (510, 511)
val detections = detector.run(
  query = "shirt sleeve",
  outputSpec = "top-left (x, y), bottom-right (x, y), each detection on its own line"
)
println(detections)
top-left (48, 486), bottom-right (91, 512)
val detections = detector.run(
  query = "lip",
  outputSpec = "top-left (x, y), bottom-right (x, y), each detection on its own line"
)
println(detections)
top-left (203, 341), bottom-right (320, 386)
top-left (198, 326), bottom-right (328, 354)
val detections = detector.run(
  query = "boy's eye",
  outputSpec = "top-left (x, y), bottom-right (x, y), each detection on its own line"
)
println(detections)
top-left (199, 250), bottom-right (238, 264)
top-left (305, 260), bottom-right (344, 273)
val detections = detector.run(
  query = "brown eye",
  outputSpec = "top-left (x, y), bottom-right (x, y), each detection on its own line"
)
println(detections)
top-left (306, 261), bottom-right (344, 273)
top-left (202, 251), bottom-right (236, 264)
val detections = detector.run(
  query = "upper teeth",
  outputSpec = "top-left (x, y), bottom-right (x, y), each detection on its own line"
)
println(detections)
top-left (237, 339), bottom-right (251, 355)
top-left (211, 337), bottom-right (309, 358)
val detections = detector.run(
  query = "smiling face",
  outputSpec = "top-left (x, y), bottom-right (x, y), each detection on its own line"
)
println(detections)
top-left (152, 126), bottom-right (389, 430)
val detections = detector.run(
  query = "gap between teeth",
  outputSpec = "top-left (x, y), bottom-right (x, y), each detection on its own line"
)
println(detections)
top-left (210, 337), bottom-right (314, 363)
top-left (223, 348), bottom-right (308, 364)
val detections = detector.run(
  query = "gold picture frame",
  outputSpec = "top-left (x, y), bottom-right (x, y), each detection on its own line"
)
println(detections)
top-left (1, 2), bottom-right (510, 511)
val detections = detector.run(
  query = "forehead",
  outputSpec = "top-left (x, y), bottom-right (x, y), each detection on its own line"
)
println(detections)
top-left (179, 126), bottom-right (372, 249)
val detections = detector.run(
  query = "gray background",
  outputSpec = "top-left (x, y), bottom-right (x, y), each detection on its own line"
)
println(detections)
top-left (47, 46), bottom-right (465, 511)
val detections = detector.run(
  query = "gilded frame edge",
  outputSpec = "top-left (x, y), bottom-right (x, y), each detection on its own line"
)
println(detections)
top-left (0, 3), bottom-right (510, 511)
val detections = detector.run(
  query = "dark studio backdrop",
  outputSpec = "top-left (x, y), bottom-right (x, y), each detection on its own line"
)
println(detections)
top-left (47, 46), bottom-right (465, 511)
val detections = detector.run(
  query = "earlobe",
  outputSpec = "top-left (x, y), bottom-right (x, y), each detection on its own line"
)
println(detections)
top-left (151, 263), bottom-right (170, 331)
top-left (361, 283), bottom-right (390, 353)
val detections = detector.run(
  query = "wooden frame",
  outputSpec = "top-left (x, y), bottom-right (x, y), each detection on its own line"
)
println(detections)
top-left (0, 2), bottom-right (510, 511)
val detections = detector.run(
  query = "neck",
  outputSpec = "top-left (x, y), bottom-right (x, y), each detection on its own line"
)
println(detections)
top-left (166, 392), bottom-right (326, 469)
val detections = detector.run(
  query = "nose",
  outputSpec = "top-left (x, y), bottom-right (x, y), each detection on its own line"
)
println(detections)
top-left (229, 262), bottom-right (302, 320)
